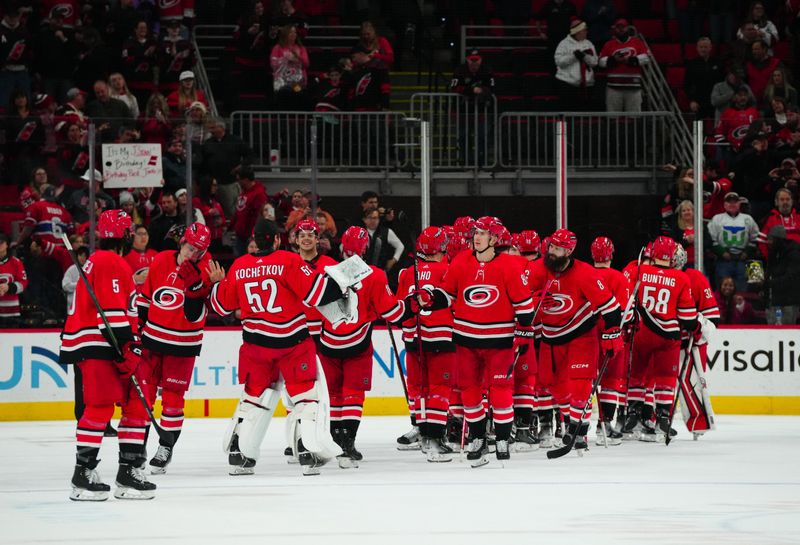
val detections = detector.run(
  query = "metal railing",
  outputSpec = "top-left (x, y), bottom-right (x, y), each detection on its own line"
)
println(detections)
top-left (191, 33), bottom-right (219, 118)
top-left (460, 25), bottom-right (547, 61)
top-left (230, 111), bottom-right (409, 170)
top-left (499, 112), bottom-right (675, 169)
top-left (410, 93), bottom-right (497, 168)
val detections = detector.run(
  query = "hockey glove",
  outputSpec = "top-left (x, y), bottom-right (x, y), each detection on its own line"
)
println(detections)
top-left (115, 343), bottom-right (143, 380)
top-left (513, 325), bottom-right (536, 356)
top-left (178, 260), bottom-right (208, 298)
top-left (404, 288), bottom-right (433, 314)
top-left (600, 327), bottom-right (623, 357)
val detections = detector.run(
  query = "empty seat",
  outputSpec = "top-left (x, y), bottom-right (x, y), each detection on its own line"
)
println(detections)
top-left (633, 19), bottom-right (666, 42)
top-left (665, 66), bottom-right (686, 88)
top-left (649, 43), bottom-right (683, 66)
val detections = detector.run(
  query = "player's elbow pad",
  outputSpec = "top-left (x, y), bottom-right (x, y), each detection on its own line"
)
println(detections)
top-left (603, 308), bottom-right (622, 329)
top-left (429, 289), bottom-right (450, 311)
top-left (183, 298), bottom-right (205, 322)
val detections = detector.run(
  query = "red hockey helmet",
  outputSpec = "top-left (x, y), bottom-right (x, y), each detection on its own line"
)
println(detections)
top-left (515, 230), bottom-right (541, 254)
top-left (651, 236), bottom-right (677, 262)
top-left (181, 222), bottom-right (211, 254)
top-left (643, 241), bottom-right (655, 259)
top-left (590, 236), bottom-right (615, 262)
top-left (294, 218), bottom-right (320, 236)
top-left (549, 228), bottom-right (577, 252)
top-left (446, 235), bottom-right (469, 261)
top-left (473, 216), bottom-right (505, 239)
top-left (19, 188), bottom-right (39, 210)
top-left (97, 209), bottom-right (133, 239)
top-left (341, 226), bottom-right (369, 257)
top-left (416, 226), bottom-right (448, 255)
top-left (453, 216), bottom-right (475, 237)
top-left (494, 225), bottom-right (513, 248)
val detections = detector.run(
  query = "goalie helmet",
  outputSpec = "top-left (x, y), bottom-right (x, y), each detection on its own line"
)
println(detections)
top-left (416, 226), bottom-right (448, 255)
top-left (549, 228), bottom-right (577, 252)
top-left (294, 218), bottom-right (320, 236)
top-left (672, 244), bottom-right (687, 270)
top-left (181, 222), bottom-right (211, 256)
top-left (515, 230), bottom-right (540, 254)
top-left (590, 236), bottom-right (615, 263)
top-left (651, 236), bottom-right (677, 262)
top-left (341, 226), bottom-right (369, 257)
top-left (97, 209), bottom-right (133, 239)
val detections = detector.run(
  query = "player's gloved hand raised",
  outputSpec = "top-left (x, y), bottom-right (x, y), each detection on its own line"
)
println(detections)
top-left (513, 325), bottom-right (535, 355)
top-left (178, 260), bottom-right (209, 298)
top-left (115, 342), bottom-right (142, 380)
top-left (600, 327), bottom-right (623, 357)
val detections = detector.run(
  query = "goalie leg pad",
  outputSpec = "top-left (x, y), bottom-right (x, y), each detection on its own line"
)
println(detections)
top-left (294, 387), bottom-right (342, 461)
top-left (222, 388), bottom-right (280, 461)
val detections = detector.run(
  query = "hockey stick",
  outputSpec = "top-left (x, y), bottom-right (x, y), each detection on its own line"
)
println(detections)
top-left (505, 277), bottom-right (554, 379)
top-left (410, 251), bottom-right (427, 420)
top-left (385, 322), bottom-right (410, 407)
top-left (547, 350), bottom-right (613, 460)
top-left (665, 337), bottom-right (694, 446)
top-left (619, 246), bottom-right (645, 427)
top-left (60, 233), bottom-right (175, 447)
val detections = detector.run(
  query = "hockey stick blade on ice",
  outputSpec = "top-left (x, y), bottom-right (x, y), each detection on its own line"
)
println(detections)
top-left (547, 350), bottom-right (613, 460)
top-left (61, 233), bottom-right (175, 447)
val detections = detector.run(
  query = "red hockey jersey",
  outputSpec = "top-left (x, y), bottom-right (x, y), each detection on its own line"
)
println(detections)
top-left (24, 200), bottom-right (73, 247)
top-left (714, 106), bottom-right (758, 151)
top-left (319, 265), bottom-right (405, 358)
top-left (595, 266), bottom-right (630, 315)
top-left (138, 250), bottom-right (212, 357)
top-left (124, 248), bottom-right (159, 291)
top-left (396, 259), bottom-right (454, 350)
top-left (684, 268), bottom-right (720, 322)
top-left (210, 249), bottom-right (333, 348)
top-left (157, 0), bottom-right (195, 21)
top-left (60, 250), bottom-right (137, 364)
top-left (632, 264), bottom-right (697, 340)
top-left (438, 251), bottom-right (534, 349)
top-left (302, 253), bottom-right (339, 337)
top-left (0, 255), bottom-right (28, 318)
top-left (527, 258), bottom-right (621, 344)
top-left (598, 36), bottom-right (649, 89)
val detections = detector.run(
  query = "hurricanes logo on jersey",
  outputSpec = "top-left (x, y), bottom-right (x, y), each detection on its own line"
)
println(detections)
top-left (463, 285), bottom-right (499, 308)
top-left (152, 286), bottom-right (185, 310)
top-left (542, 293), bottom-right (574, 315)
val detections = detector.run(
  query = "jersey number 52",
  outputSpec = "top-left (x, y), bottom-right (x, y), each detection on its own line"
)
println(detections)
top-left (244, 279), bottom-right (283, 313)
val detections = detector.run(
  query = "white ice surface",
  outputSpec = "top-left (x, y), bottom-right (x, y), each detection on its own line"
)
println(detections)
top-left (1, 415), bottom-right (799, 545)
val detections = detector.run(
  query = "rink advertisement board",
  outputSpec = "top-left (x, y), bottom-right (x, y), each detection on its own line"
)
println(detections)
top-left (0, 326), bottom-right (798, 420)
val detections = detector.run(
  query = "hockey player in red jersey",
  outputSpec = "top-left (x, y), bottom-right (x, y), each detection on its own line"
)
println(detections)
top-left (526, 229), bottom-right (623, 454)
top-left (17, 186), bottom-right (73, 248)
top-left (318, 226), bottom-right (407, 467)
top-left (295, 219), bottom-right (339, 340)
top-left (590, 236), bottom-right (629, 445)
top-left (210, 218), bottom-right (352, 475)
top-left (0, 233), bottom-right (28, 326)
top-left (624, 236), bottom-right (698, 441)
top-left (672, 245), bottom-right (719, 435)
top-left (60, 210), bottom-right (156, 501)
top-left (495, 227), bottom-right (539, 451)
top-left (137, 223), bottom-right (224, 474)
top-left (395, 226), bottom-right (456, 461)
top-left (426, 216), bottom-right (535, 466)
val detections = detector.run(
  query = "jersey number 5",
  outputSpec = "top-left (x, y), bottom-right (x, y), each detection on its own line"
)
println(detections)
top-left (642, 285), bottom-right (670, 315)
top-left (244, 279), bottom-right (283, 313)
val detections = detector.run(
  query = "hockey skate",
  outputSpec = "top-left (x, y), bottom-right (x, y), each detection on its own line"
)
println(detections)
top-left (228, 436), bottom-right (256, 475)
top-left (495, 439), bottom-right (510, 462)
top-left (466, 436), bottom-right (490, 468)
top-left (396, 427), bottom-right (421, 451)
top-left (337, 429), bottom-right (361, 469)
top-left (284, 446), bottom-right (300, 464)
top-left (423, 437), bottom-right (454, 463)
top-left (595, 421), bottom-right (623, 446)
top-left (622, 403), bottom-right (643, 441)
top-left (538, 422), bottom-right (555, 449)
top-left (114, 464), bottom-right (156, 500)
top-left (638, 420), bottom-right (661, 442)
top-left (69, 465), bottom-right (110, 502)
top-left (446, 416), bottom-right (464, 448)
top-left (149, 445), bottom-right (173, 475)
top-left (296, 440), bottom-right (328, 476)
top-left (512, 428), bottom-right (540, 452)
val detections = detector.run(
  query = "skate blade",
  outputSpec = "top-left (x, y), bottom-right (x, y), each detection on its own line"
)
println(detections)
top-left (149, 465), bottom-right (167, 475)
top-left (337, 456), bottom-right (359, 469)
top-left (69, 488), bottom-right (109, 502)
top-left (595, 437), bottom-right (623, 446)
top-left (468, 453), bottom-right (505, 468)
top-left (426, 453), bottom-right (454, 463)
top-left (302, 466), bottom-right (321, 476)
top-left (396, 443), bottom-right (421, 451)
top-left (638, 434), bottom-right (658, 443)
top-left (228, 466), bottom-right (255, 476)
top-left (575, 448), bottom-right (589, 457)
top-left (286, 456), bottom-right (300, 465)
top-left (513, 443), bottom-right (539, 453)
top-left (113, 485), bottom-right (155, 500)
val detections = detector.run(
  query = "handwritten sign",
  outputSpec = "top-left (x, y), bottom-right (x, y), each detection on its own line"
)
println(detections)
top-left (101, 144), bottom-right (163, 188)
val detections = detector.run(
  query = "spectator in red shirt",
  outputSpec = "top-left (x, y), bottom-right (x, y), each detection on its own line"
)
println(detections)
top-left (352, 21), bottom-right (394, 70)
top-left (598, 19), bottom-right (650, 112)
top-left (166, 70), bottom-right (207, 119)
top-left (745, 40), bottom-right (782, 104)
top-left (231, 167), bottom-right (267, 256)
top-left (757, 188), bottom-right (800, 259)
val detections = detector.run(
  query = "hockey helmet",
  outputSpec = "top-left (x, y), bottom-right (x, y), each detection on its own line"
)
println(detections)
top-left (416, 226), bottom-right (448, 255)
top-left (453, 216), bottom-right (475, 238)
top-left (515, 230), bottom-right (541, 254)
top-left (651, 236), bottom-right (677, 262)
top-left (643, 241), bottom-right (654, 260)
top-left (446, 234), bottom-right (469, 261)
top-left (473, 216), bottom-right (505, 239)
top-left (672, 244), bottom-right (687, 270)
top-left (181, 222), bottom-right (211, 254)
top-left (19, 188), bottom-right (38, 210)
top-left (549, 228), bottom-right (577, 252)
top-left (294, 218), bottom-right (320, 236)
top-left (341, 226), bottom-right (369, 257)
top-left (494, 225), bottom-right (513, 248)
top-left (590, 236), bottom-right (615, 263)
top-left (97, 209), bottom-right (133, 239)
